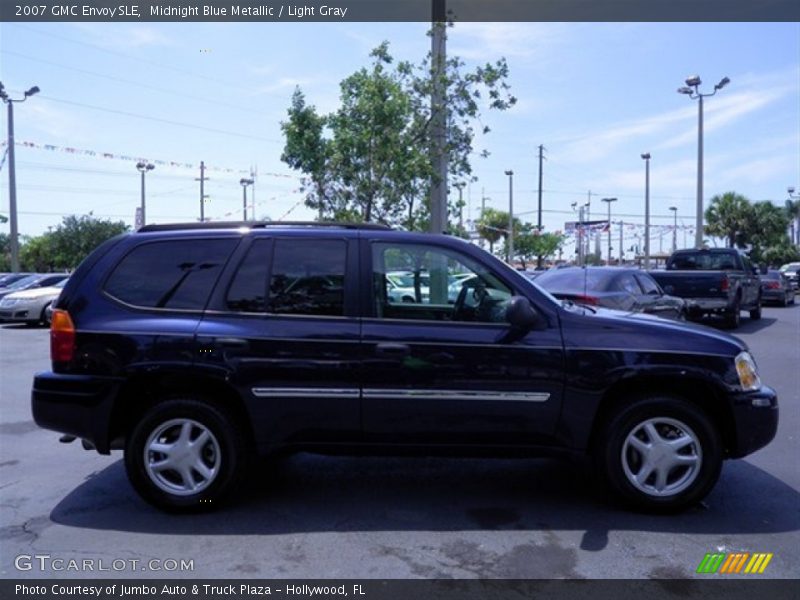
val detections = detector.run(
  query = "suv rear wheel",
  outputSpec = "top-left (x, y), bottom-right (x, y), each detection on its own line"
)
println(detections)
top-left (596, 396), bottom-right (722, 512)
top-left (125, 398), bottom-right (247, 511)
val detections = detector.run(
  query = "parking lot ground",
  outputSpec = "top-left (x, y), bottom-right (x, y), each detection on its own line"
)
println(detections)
top-left (1, 306), bottom-right (798, 579)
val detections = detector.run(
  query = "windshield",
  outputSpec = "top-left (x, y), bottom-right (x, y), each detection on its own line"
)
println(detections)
top-left (534, 268), bottom-right (616, 291)
top-left (6, 275), bottom-right (40, 290)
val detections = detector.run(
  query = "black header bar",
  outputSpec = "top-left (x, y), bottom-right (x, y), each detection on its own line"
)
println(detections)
top-left (2, 0), bottom-right (799, 22)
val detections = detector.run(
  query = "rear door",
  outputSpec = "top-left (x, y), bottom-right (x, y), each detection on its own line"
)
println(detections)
top-left (197, 234), bottom-right (361, 451)
top-left (360, 238), bottom-right (564, 447)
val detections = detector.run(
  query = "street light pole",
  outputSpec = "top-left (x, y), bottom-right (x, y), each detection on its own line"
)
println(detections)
top-left (504, 170), bottom-right (514, 265)
top-left (1, 82), bottom-right (39, 272)
top-left (240, 178), bottom-right (254, 221)
top-left (678, 75), bottom-right (730, 249)
top-left (641, 153), bottom-right (651, 269)
top-left (669, 206), bottom-right (678, 252)
top-left (601, 197), bottom-right (617, 265)
top-left (136, 162), bottom-right (154, 229)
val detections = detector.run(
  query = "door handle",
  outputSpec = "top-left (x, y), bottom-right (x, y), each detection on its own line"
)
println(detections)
top-left (375, 343), bottom-right (410, 358)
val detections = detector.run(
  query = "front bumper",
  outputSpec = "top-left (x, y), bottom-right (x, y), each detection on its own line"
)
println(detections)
top-left (727, 385), bottom-right (779, 458)
top-left (31, 371), bottom-right (123, 454)
top-left (0, 308), bottom-right (34, 322)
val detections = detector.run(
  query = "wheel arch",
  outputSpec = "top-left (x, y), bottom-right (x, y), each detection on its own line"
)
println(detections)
top-left (588, 374), bottom-right (738, 457)
top-left (108, 371), bottom-right (256, 452)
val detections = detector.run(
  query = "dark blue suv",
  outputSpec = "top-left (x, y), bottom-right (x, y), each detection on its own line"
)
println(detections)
top-left (32, 222), bottom-right (778, 512)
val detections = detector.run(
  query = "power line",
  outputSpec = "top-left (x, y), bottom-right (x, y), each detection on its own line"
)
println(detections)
top-left (38, 94), bottom-right (281, 143)
top-left (11, 24), bottom-right (283, 98)
top-left (3, 50), bottom-right (278, 118)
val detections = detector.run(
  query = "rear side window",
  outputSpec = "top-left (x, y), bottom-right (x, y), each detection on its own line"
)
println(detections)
top-left (104, 239), bottom-right (237, 310)
top-left (225, 238), bottom-right (347, 316)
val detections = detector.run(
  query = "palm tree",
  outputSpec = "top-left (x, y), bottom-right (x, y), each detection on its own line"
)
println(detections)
top-left (704, 192), bottom-right (753, 248)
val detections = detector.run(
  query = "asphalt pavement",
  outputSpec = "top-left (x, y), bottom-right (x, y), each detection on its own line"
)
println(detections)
top-left (1, 305), bottom-right (798, 579)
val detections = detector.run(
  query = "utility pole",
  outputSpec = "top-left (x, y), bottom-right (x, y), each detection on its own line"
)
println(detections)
top-left (1, 82), bottom-right (39, 272)
top-left (505, 170), bottom-right (514, 265)
top-left (537, 145), bottom-right (544, 230)
top-left (136, 162), bottom-right (154, 229)
top-left (454, 182), bottom-right (465, 230)
top-left (619, 221), bottom-right (624, 265)
top-left (601, 197), bottom-right (617, 265)
top-left (641, 153), bottom-right (651, 269)
top-left (429, 0), bottom-right (448, 235)
top-left (196, 161), bottom-right (208, 222)
top-left (240, 178), bottom-right (254, 221)
top-left (585, 190), bottom-right (593, 260)
top-left (669, 206), bottom-right (678, 252)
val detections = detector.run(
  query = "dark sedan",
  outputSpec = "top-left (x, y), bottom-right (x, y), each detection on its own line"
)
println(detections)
top-left (761, 270), bottom-right (795, 306)
top-left (534, 266), bottom-right (686, 320)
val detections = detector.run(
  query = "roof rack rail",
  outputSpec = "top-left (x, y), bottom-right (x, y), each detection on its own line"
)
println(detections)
top-left (137, 221), bottom-right (392, 233)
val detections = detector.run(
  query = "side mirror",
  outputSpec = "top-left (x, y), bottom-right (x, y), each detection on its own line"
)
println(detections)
top-left (506, 296), bottom-right (543, 330)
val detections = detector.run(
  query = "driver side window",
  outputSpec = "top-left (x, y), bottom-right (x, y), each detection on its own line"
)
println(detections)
top-left (371, 243), bottom-right (511, 323)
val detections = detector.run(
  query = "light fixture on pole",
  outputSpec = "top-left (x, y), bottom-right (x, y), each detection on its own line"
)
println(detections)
top-left (504, 170), bottom-right (514, 265)
top-left (240, 178), bottom-right (254, 221)
top-left (641, 153), bottom-right (651, 269)
top-left (669, 206), bottom-right (678, 253)
top-left (601, 197), bottom-right (617, 265)
top-left (1, 82), bottom-right (40, 272)
top-left (136, 162), bottom-right (155, 229)
top-left (678, 74), bottom-right (730, 249)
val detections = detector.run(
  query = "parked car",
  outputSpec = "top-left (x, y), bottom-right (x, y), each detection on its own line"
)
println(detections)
top-left (0, 272), bottom-right (34, 289)
top-left (0, 278), bottom-right (68, 325)
top-left (778, 262), bottom-right (800, 291)
top-left (0, 273), bottom-right (69, 301)
top-left (649, 248), bottom-right (762, 328)
top-left (33, 222), bottom-right (777, 513)
top-left (760, 270), bottom-right (795, 306)
top-left (534, 267), bottom-right (687, 321)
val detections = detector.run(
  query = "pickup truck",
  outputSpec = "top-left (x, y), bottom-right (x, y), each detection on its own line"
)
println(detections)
top-left (649, 248), bottom-right (761, 328)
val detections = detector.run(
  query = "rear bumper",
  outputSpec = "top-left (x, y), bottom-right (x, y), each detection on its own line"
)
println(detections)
top-left (727, 386), bottom-right (778, 458)
top-left (31, 372), bottom-right (122, 454)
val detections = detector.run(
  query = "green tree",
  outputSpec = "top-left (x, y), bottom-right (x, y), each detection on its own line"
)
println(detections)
top-left (281, 35), bottom-right (515, 229)
top-left (19, 215), bottom-right (129, 271)
top-left (514, 227), bottom-right (565, 269)
top-left (0, 232), bottom-right (11, 271)
top-left (704, 192), bottom-right (753, 248)
top-left (476, 208), bottom-right (510, 255)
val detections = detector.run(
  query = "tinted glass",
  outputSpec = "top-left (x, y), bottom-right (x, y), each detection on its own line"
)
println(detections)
top-left (535, 269), bottom-right (616, 291)
top-left (226, 240), bottom-right (270, 312)
top-left (372, 243), bottom-right (511, 323)
top-left (268, 239), bottom-right (346, 316)
top-left (763, 271), bottom-right (781, 281)
top-left (635, 273), bottom-right (661, 294)
top-left (105, 239), bottom-right (236, 310)
top-left (668, 252), bottom-right (739, 270)
top-left (616, 274), bottom-right (641, 295)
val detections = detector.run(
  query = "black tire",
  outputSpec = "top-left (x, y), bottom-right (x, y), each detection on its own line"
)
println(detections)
top-left (749, 298), bottom-right (762, 320)
top-left (41, 303), bottom-right (52, 326)
top-left (725, 298), bottom-right (741, 329)
top-left (595, 396), bottom-right (723, 513)
top-left (125, 397), bottom-right (248, 512)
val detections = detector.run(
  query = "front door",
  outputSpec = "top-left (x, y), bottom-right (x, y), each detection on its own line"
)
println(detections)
top-left (360, 240), bottom-right (564, 448)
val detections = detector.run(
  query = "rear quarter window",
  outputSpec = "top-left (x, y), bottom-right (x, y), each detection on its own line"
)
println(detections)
top-left (104, 239), bottom-right (237, 310)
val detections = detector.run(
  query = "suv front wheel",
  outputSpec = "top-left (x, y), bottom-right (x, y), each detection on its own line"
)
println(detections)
top-left (125, 398), bottom-right (247, 511)
top-left (596, 396), bottom-right (722, 512)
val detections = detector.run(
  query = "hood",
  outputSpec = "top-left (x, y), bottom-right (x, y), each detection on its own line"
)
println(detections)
top-left (561, 304), bottom-right (745, 356)
top-left (2, 286), bottom-right (64, 300)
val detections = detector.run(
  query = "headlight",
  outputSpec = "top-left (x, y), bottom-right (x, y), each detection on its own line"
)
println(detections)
top-left (0, 297), bottom-right (18, 307)
top-left (735, 351), bottom-right (762, 391)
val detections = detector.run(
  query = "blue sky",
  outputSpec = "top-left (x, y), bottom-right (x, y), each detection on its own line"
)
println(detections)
top-left (1, 21), bottom-right (798, 258)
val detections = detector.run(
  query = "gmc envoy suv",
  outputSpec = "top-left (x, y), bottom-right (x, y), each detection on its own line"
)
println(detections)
top-left (32, 222), bottom-right (778, 512)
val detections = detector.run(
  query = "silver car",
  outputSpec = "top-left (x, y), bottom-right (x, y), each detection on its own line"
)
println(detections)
top-left (0, 278), bottom-right (67, 326)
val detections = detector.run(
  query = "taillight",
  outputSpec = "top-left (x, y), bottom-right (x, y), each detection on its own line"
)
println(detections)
top-left (50, 309), bottom-right (76, 363)
top-left (720, 276), bottom-right (730, 292)
top-left (574, 294), bottom-right (599, 306)
top-left (765, 281), bottom-right (781, 289)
